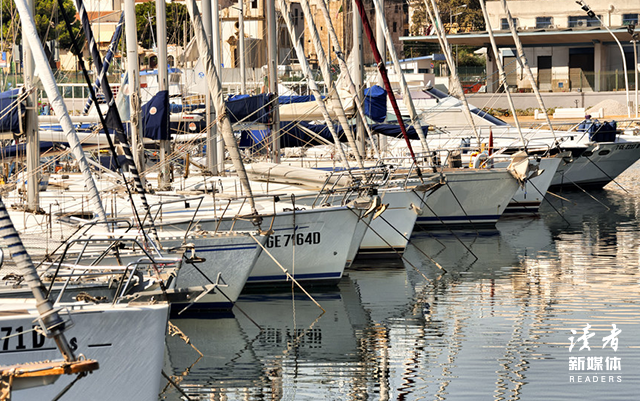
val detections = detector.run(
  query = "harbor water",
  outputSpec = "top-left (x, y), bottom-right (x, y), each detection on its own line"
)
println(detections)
top-left (161, 163), bottom-right (640, 400)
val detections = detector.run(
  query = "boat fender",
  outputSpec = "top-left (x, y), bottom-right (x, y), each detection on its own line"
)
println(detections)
top-left (373, 204), bottom-right (388, 220)
top-left (472, 152), bottom-right (488, 169)
top-left (410, 203), bottom-right (423, 216)
top-left (363, 195), bottom-right (382, 218)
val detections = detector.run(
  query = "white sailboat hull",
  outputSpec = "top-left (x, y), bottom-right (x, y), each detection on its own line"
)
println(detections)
top-left (159, 206), bottom-right (358, 286)
top-left (0, 301), bottom-right (168, 401)
top-left (504, 156), bottom-right (563, 215)
top-left (550, 142), bottom-right (640, 188)
top-left (359, 189), bottom-right (420, 254)
top-left (162, 232), bottom-right (265, 310)
top-left (416, 169), bottom-right (520, 228)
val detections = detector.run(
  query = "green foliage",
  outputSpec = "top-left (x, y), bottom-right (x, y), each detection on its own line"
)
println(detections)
top-left (436, 0), bottom-right (484, 32)
top-left (455, 47), bottom-right (484, 66)
top-left (0, 0), bottom-right (80, 51)
top-left (135, 1), bottom-right (189, 49)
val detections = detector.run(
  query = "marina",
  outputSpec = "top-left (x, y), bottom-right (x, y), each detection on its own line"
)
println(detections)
top-left (161, 166), bottom-right (640, 400)
top-left (2, 0), bottom-right (640, 399)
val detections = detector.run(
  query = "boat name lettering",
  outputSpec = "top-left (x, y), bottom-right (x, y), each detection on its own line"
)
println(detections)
top-left (266, 232), bottom-right (321, 248)
top-left (259, 327), bottom-right (322, 347)
top-left (614, 144), bottom-right (639, 150)
top-left (1, 326), bottom-right (46, 351)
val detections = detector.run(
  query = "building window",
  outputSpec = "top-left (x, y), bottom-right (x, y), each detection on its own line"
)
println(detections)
top-left (293, 8), bottom-right (298, 25)
top-left (568, 15), bottom-right (601, 27)
top-left (393, 21), bottom-right (397, 32)
top-left (500, 18), bottom-right (517, 30)
top-left (536, 17), bottom-right (553, 28)
top-left (251, 0), bottom-right (257, 8)
top-left (623, 14), bottom-right (639, 26)
top-left (418, 68), bottom-right (430, 73)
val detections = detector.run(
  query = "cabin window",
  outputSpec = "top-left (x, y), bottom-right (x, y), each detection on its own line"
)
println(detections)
top-left (568, 15), bottom-right (601, 27)
top-left (623, 14), bottom-right (639, 26)
top-left (536, 17), bottom-right (553, 29)
top-left (500, 18), bottom-right (518, 30)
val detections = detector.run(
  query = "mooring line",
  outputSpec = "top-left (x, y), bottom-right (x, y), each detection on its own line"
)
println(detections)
top-left (584, 154), bottom-right (628, 193)
top-left (345, 207), bottom-right (442, 282)
top-left (249, 233), bottom-right (325, 313)
top-left (410, 189), bottom-right (479, 261)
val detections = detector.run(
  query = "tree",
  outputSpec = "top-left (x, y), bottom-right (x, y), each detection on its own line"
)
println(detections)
top-left (1, 0), bottom-right (81, 51)
top-left (135, 1), bottom-right (189, 50)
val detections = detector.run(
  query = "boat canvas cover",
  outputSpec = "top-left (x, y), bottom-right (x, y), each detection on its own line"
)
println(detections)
top-left (227, 85), bottom-right (387, 124)
top-left (226, 94), bottom-right (270, 124)
top-left (239, 121), bottom-right (347, 149)
top-left (371, 123), bottom-right (429, 140)
top-left (142, 90), bottom-right (170, 140)
top-left (1, 141), bottom-right (64, 159)
top-left (0, 88), bottom-right (24, 133)
top-left (240, 120), bottom-right (427, 148)
top-left (364, 85), bottom-right (387, 122)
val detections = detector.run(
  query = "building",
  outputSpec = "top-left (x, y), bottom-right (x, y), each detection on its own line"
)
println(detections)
top-left (404, 0), bottom-right (640, 95)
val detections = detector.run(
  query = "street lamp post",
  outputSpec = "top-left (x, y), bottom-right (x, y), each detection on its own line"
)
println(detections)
top-left (577, 0), bottom-right (631, 117)
top-left (449, 4), bottom-right (467, 30)
top-left (450, 4), bottom-right (467, 69)
top-left (628, 23), bottom-right (639, 118)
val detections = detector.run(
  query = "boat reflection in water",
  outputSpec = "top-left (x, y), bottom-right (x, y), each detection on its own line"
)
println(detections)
top-left (163, 169), bottom-right (640, 400)
top-left (163, 279), bottom-right (370, 400)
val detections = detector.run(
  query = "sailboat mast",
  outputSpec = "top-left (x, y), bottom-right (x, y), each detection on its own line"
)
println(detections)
top-left (352, 0), bottom-right (365, 157)
top-left (353, 0), bottom-right (423, 180)
top-left (239, 0), bottom-right (246, 93)
top-left (376, 0), bottom-right (387, 156)
top-left (212, 0), bottom-right (226, 174)
top-left (156, 0), bottom-right (172, 189)
top-left (299, 0), bottom-right (363, 167)
top-left (202, 0), bottom-right (219, 175)
top-left (22, 0), bottom-right (39, 212)
top-left (314, 0), bottom-right (381, 159)
top-left (479, 0), bottom-right (527, 148)
top-left (423, 0), bottom-right (480, 144)
top-left (266, 0), bottom-right (280, 163)
top-left (276, 0), bottom-right (352, 170)
top-left (124, 0), bottom-right (145, 174)
top-left (500, 0), bottom-right (557, 141)
top-left (372, 0), bottom-right (430, 155)
top-left (185, 0), bottom-right (258, 214)
top-left (0, 197), bottom-right (76, 361)
top-left (14, 0), bottom-right (107, 223)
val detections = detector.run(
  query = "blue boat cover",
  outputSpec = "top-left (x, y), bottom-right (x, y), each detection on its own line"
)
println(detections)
top-left (226, 94), bottom-right (270, 124)
top-left (364, 85), bottom-right (387, 122)
top-left (239, 120), bottom-right (430, 148)
top-left (278, 95), bottom-right (316, 104)
top-left (142, 90), bottom-right (170, 140)
top-left (226, 87), bottom-right (387, 124)
top-left (370, 123), bottom-right (429, 140)
top-left (0, 141), bottom-right (63, 159)
top-left (0, 89), bottom-right (24, 133)
top-left (239, 121), bottom-right (347, 149)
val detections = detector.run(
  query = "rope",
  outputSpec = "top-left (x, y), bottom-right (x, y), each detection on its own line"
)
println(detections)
top-left (249, 233), bottom-right (325, 312)
top-left (51, 371), bottom-right (88, 401)
top-left (167, 321), bottom-right (203, 356)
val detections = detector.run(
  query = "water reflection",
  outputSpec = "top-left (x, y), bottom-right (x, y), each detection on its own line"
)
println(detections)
top-left (163, 166), bottom-right (640, 400)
